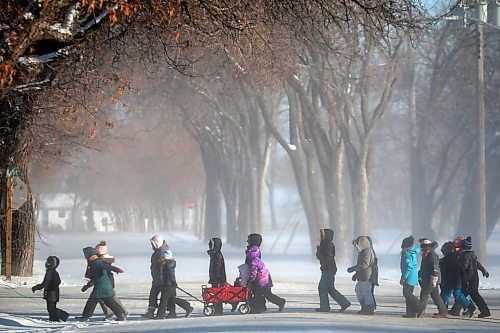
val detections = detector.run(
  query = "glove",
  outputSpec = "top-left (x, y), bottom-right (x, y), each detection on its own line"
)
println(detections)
top-left (347, 266), bottom-right (355, 273)
top-left (482, 270), bottom-right (489, 278)
top-left (430, 276), bottom-right (438, 288)
top-left (31, 286), bottom-right (37, 293)
top-left (115, 267), bottom-right (124, 274)
top-left (81, 284), bottom-right (90, 292)
top-left (351, 273), bottom-right (358, 281)
top-left (399, 277), bottom-right (406, 286)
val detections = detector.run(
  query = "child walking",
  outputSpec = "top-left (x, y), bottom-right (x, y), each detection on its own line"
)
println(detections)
top-left (207, 237), bottom-right (227, 315)
top-left (77, 247), bottom-right (126, 322)
top-left (246, 233), bottom-right (286, 312)
top-left (155, 250), bottom-right (178, 319)
top-left (315, 228), bottom-right (351, 313)
top-left (347, 236), bottom-right (377, 315)
top-left (32, 256), bottom-right (69, 322)
top-left (399, 235), bottom-right (423, 318)
top-left (458, 236), bottom-right (490, 318)
top-left (417, 238), bottom-right (447, 318)
top-left (88, 240), bottom-right (127, 319)
top-left (439, 241), bottom-right (473, 316)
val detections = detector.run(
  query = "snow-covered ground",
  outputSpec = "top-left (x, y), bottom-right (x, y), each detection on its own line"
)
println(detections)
top-left (1, 227), bottom-right (499, 332)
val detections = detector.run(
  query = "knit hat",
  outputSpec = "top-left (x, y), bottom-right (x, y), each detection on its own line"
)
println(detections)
top-left (441, 241), bottom-right (454, 256)
top-left (95, 240), bottom-right (107, 255)
top-left (401, 235), bottom-right (414, 249)
top-left (462, 236), bottom-right (472, 250)
top-left (162, 250), bottom-right (173, 260)
top-left (150, 234), bottom-right (165, 250)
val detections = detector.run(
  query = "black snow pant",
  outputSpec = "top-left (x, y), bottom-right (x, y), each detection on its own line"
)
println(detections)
top-left (403, 285), bottom-right (420, 316)
top-left (82, 296), bottom-right (124, 319)
top-left (419, 285), bottom-right (447, 315)
top-left (211, 283), bottom-right (224, 315)
top-left (467, 288), bottom-right (490, 316)
top-left (167, 297), bottom-right (192, 314)
top-left (46, 300), bottom-right (69, 322)
top-left (157, 286), bottom-right (177, 317)
top-left (249, 286), bottom-right (268, 313)
top-left (264, 289), bottom-right (286, 309)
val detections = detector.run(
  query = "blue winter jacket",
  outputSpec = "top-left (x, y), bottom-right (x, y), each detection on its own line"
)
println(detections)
top-left (400, 246), bottom-right (421, 287)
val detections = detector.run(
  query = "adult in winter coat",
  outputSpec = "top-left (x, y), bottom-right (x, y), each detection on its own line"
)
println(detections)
top-left (417, 238), bottom-right (447, 318)
top-left (399, 236), bottom-right (423, 318)
top-left (32, 256), bottom-right (69, 322)
top-left (77, 247), bottom-right (126, 322)
top-left (155, 250), bottom-right (177, 319)
top-left (439, 241), bottom-right (473, 316)
top-left (315, 228), bottom-right (351, 312)
top-left (245, 233), bottom-right (286, 312)
top-left (207, 237), bottom-right (227, 315)
top-left (142, 235), bottom-right (194, 319)
top-left (347, 236), bottom-right (377, 315)
top-left (458, 236), bottom-right (490, 318)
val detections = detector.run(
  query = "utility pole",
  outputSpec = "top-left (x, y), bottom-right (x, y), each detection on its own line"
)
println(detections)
top-left (476, 0), bottom-right (487, 263)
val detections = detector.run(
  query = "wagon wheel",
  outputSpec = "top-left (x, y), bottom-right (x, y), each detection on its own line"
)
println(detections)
top-left (203, 305), bottom-right (215, 316)
top-left (238, 304), bottom-right (250, 315)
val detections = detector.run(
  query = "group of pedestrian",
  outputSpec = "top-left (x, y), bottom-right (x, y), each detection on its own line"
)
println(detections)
top-left (31, 231), bottom-right (490, 322)
top-left (399, 235), bottom-right (490, 319)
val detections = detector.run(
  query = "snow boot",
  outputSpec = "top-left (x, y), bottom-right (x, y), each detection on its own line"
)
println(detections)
top-left (278, 299), bottom-right (286, 312)
top-left (185, 306), bottom-right (194, 318)
top-left (478, 311), bottom-right (490, 318)
top-left (75, 316), bottom-right (89, 322)
top-left (166, 312), bottom-right (177, 319)
top-left (141, 307), bottom-right (156, 319)
top-left (462, 304), bottom-right (476, 318)
top-left (447, 303), bottom-right (461, 316)
top-left (315, 307), bottom-right (330, 313)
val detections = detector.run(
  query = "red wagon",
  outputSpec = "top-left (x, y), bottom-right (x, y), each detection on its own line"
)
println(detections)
top-left (201, 284), bottom-right (250, 316)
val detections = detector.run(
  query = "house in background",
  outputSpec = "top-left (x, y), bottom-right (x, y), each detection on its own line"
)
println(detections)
top-left (36, 193), bottom-right (114, 232)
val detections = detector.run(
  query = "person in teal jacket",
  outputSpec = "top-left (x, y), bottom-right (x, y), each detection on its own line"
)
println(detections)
top-left (76, 247), bottom-right (126, 322)
top-left (400, 236), bottom-right (423, 318)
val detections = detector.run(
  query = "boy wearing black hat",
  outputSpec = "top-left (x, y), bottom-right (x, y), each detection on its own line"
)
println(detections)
top-left (417, 238), bottom-right (447, 318)
top-left (32, 256), bottom-right (69, 322)
top-left (458, 236), bottom-right (490, 318)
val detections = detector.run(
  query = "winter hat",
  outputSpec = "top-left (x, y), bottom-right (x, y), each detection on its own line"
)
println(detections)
top-left (150, 234), bottom-right (165, 250)
top-left (419, 238), bottom-right (433, 247)
top-left (162, 250), bottom-right (173, 260)
top-left (462, 236), bottom-right (472, 250)
top-left (247, 233), bottom-right (262, 247)
top-left (401, 235), bottom-right (414, 249)
top-left (45, 256), bottom-right (60, 269)
top-left (441, 241), bottom-right (454, 256)
top-left (95, 240), bottom-right (107, 255)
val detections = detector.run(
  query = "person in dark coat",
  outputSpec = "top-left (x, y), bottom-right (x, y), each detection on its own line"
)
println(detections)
top-left (77, 247), bottom-right (126, 322)
top-left (399, 236), bottom-right (423, 318)
top-left (142, 235), bottom-right (194, 319)
top-left (458, 236), bottom-right (490, 318)
top-left (155, 250), bottom-right (177, 319)
top-left (245, 233), bottom-right (286, 312)
top-left (417, 238), bottom-right (447, 318)
top-left (315, 228), bottom-right (351, 312)
top-left (207, 237), bottom-right (227, 315)
top-left (32, 256), bottom-right (69, 322)
top-left (439, 241), bottom-right (473, 316)
top-left (347, 236), bottom-right (377, 315)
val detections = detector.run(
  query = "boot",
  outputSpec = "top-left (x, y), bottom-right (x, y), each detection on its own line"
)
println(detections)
top-left (433, 312), bottom-right (447, 319)
top-left (141, 307), bottom-right (155, 319)
top-left (278, 299), bottom-right (286, 312)
top-left (75, 316), bottom-right (89, 322)
top-left (185, 306), bottom-right (194, 318)
top-left (166, 312), bottom-right (177, 319)
top-left (447, 303), bottom-right (461, 316)
top-left (462, 304), bottom-right (476, 318)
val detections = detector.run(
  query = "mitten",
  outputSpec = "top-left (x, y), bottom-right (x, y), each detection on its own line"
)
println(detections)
top-left (347, 266), bottom-right (355, 273)
top-left (430, 276), bottom-right (438, 288)
top-left (483, 270), bottom-right (489, 278)
top-left (399, 277), bottom-right (406, 286)
top-left (81, 284), bottom-right (90, 292)
top-left (351, 273), bottom-right (358, 281)
top-left (31, 286), bottom-right (37, 293)
top-left (115, 267), bottom-right (124, 274)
